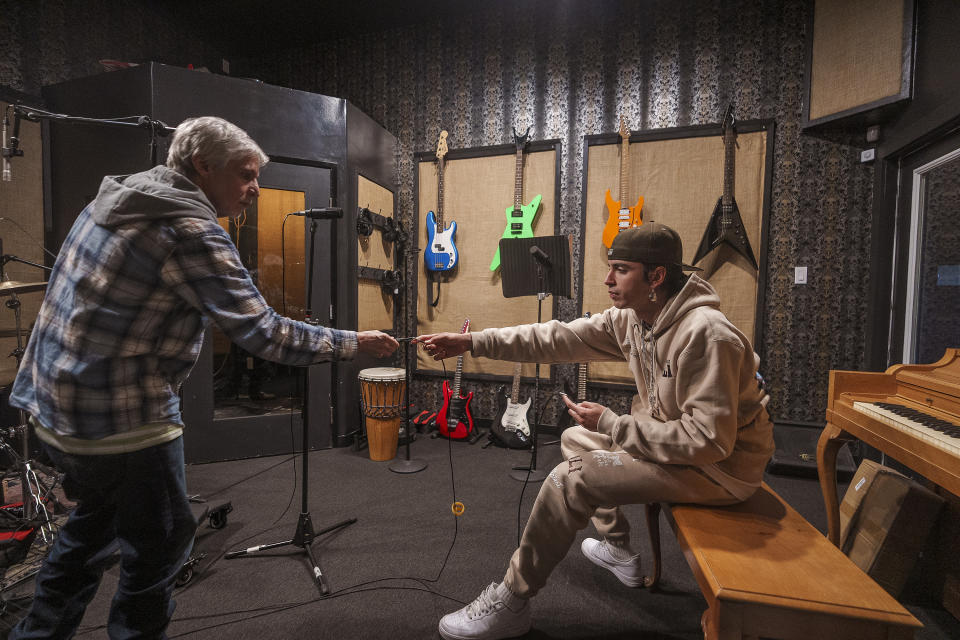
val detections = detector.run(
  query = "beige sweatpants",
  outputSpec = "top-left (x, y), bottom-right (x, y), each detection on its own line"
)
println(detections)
top-left (502, 425), bottom-right (741, 598)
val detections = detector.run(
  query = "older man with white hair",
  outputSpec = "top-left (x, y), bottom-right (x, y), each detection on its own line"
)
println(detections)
top-left (8, 116), bottom-right (398, 639)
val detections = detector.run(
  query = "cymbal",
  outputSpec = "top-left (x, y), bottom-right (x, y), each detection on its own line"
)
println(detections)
top-left (0, 281), bottom-right (47, 296)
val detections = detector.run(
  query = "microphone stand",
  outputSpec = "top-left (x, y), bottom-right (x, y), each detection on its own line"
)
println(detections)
top-left (509, 258), bottom-right (549, 483)
top-left (225, 209), bottom-right (355, 594)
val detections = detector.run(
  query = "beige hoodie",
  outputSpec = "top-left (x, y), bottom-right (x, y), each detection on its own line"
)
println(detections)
top-left (470, 274), bottom-right (774, 500)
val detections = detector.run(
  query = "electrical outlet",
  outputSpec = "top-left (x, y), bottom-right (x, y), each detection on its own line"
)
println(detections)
top-left (795, 266), bottom-right (808, 285)
top-left (860, 148), bottom-right (875, 163)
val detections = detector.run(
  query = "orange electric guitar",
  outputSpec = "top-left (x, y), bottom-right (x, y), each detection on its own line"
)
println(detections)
top-left (601, 116), bottom-right (644, 248)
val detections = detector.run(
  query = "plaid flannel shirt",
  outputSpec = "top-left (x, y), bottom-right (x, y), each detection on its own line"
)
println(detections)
top-left (10, 167), bottom-right (356, 439)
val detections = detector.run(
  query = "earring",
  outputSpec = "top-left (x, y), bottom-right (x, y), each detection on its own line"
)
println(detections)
top-left (648, 289), bottom-right (657, 302)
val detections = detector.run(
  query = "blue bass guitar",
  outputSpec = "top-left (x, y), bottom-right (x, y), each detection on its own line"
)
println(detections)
top-left (424, 130), bottom-right (459, 271)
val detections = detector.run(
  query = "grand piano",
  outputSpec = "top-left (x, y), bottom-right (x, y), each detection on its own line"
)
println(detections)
top-left (817, 348), bottom-right (960, 546)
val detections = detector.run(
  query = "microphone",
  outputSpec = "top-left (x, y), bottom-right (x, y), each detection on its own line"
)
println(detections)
top-left (530, 245), bottom-right (552, 267)
top-left (290, 207), bottom-right (344, 219)
top-left (2, 108), bottom-right (23, 183)
top-left (2, 113), bottom-right (10, 182)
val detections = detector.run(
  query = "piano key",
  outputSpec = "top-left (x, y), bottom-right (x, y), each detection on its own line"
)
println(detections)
top-left (854, 401), bottom-right (960, 459)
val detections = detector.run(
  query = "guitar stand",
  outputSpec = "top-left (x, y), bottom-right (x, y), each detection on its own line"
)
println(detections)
top-left (508, 291), bottom-right (549, 483)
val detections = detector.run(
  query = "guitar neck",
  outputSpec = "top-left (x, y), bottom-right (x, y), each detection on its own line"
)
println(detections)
top-left (510, 363), bottom-right (522, 403)
top-left (618, 135), bottom-right (631, 203)
top-left (437, 158), bottom-right (446, 227)
top-left (514, 146), bottom-right (524, 209)
top-left (722, 129), bottom-right (736, 208)
top-left (452, 354), bottom-right (463, 396)
top-left (577, 362), bottom-right (587, 402)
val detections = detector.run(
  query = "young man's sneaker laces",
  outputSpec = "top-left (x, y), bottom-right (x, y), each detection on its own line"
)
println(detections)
top-left (438, 582), bottom-right (531, 640)
top-left (581, 538), bottom-right (644, 587)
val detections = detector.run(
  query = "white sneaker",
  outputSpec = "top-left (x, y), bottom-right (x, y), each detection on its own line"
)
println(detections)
top-left (581, 538), bottom-right (644, 587)
top-left (438, 582), bottom-right (531, 640)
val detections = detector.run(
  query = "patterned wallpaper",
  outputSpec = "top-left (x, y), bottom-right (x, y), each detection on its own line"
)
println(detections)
top-left (241, 0), bottom-right (877, 426)
top-left (0, 0), bottom-right (218, 96)
top-left (0, 0), bottom-right (878, 427)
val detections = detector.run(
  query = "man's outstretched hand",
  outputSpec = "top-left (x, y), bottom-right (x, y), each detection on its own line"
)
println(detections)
top-left (357, 331), bottom-right (400, 358)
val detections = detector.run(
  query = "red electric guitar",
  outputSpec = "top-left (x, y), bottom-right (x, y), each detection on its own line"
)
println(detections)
top-left (436, 318), bottom-right (475, 440)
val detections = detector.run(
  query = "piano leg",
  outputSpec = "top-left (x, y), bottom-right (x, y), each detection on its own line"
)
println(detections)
top-left (817, 422), bottom-right (854, 546)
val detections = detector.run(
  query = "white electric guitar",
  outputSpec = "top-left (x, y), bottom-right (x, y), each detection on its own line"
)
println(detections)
top-left (490, 363), bottom-right (531, 449)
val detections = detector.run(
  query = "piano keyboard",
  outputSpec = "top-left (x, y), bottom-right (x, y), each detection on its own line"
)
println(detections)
top-left (853, 401), bottom-right (960, 458)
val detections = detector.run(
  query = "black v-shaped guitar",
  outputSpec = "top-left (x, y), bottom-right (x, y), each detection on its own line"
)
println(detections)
top-left (693, 105), bottom-right (758, 270)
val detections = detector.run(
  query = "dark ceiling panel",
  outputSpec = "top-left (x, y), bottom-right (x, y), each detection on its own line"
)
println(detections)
top-left (161, 0), bottom-right (485, 58)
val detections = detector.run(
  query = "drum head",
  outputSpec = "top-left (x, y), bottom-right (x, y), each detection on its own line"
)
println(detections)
top-left (358, 367), bottom-right (406, 382)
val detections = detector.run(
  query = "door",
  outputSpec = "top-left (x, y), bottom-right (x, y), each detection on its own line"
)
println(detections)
top-left (893, 133), bottom-right (960, 365)
top-left (182, 161), bottom-right (335, 463)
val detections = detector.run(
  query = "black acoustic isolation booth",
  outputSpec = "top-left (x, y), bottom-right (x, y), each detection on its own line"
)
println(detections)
top-left (40, 63), bottom-right (399, 462)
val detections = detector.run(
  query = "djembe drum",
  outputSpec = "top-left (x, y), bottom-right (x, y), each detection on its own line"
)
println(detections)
top-left (358, 367), bottom-right (406, 461)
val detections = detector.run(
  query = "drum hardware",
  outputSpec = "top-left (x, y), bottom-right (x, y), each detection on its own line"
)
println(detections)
top-left (0, 281), bottom-right (47, 297)
top-left (0, 425), bottom-right (25, 440)
top-left (225, 201), bottom-right (354, 595)
top-left (0, 269), bottom-right (56, 528)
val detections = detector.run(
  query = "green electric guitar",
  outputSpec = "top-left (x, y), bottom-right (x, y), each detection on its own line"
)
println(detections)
top-left (490, 126), bottom-right (542, 271)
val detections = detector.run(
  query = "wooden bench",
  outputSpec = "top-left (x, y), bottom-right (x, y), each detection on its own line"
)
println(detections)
top-left (643, 483), bottom-right (922, 640)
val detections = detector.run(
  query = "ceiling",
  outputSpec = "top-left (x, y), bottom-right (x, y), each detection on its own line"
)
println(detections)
top-left (164, 0), bottom-right (490, 59)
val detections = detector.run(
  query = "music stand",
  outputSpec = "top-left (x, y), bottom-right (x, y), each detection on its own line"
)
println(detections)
top-left (499, 236), bottom-right (571, 482)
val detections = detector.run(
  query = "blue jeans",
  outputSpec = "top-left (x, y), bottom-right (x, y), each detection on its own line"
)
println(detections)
top-left (10, 436), bottom-right (196, 640)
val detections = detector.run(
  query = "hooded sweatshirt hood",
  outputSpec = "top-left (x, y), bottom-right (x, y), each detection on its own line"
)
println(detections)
top-left (648, 273), bottom-right (721, 337)
top-left (90, 165), bottom-right (218, 228)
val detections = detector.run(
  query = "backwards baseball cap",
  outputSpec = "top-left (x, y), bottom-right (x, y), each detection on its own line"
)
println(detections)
top-left (607, 222), bottom-right (702, 271)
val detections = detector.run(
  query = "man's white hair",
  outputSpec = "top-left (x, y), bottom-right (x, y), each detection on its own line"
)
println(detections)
top-left (166, 116), bottom-right (268, 176)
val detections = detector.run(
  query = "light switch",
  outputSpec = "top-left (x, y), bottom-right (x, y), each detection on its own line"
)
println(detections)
top-left (795, 266), bottom-right (807, 284)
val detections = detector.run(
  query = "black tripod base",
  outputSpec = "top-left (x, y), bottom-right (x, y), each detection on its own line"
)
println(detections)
top-left (509, 465), bottom-right (548, 483)
top-left (224, 513), bottom-right (356, 594)
top-left (389, 458), bottom-right (427, 474)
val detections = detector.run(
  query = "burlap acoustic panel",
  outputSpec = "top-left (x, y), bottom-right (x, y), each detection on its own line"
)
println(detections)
top-left (0, 103), bottom-right (45, 387)
top-left (357, 175), bottom-right (396, 332)
top-left (212, 188), bottom-right (307, 357)
top-left (256, 189), bottom-right (305, 318)
top-left (416, 147), bottom-right (557, 377)
top-left (808, 0), bottom-right (909, 122)
top-left (583, 130), bottom-right (768, 385)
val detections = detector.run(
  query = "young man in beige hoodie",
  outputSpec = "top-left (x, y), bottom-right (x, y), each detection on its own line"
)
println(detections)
top-left (418, 223), bottom-right (774, 640)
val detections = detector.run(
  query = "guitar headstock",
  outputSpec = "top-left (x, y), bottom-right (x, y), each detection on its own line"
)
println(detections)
top-left (618, 116), bottom-right (630, 143)
top-left (436, 130), bottom-right (449, 161)
top-left (513, 125), bottom-right (532, 150)
top-left (720, 104), bottom-right (736, 137)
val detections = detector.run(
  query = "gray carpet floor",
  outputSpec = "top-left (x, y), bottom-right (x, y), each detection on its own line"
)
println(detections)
top-left (4, 432), bottom-right (960, 639)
